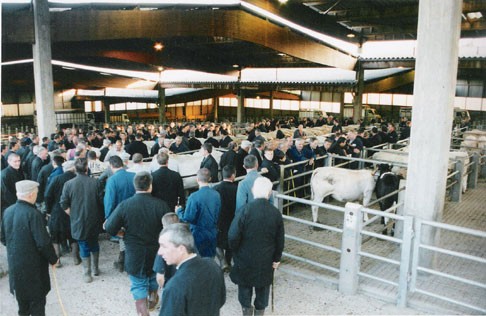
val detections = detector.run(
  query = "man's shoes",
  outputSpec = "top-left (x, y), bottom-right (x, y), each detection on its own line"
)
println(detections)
top-left (148, 291), bottom-right (159, 311)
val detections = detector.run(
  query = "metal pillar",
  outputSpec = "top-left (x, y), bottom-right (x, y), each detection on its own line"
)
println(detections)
top-left (237, 90), bottom-right (244, 124)
top-left (32, 0), bottom-right (56, 138)
top-left (403, 0), bottom-right (462, 267)
top-left (352, 62), bottom-right (364, 123)
top-left (158, 86), bottom-right (166, 124)
top-left (269, 90), bottom-right (274, 119)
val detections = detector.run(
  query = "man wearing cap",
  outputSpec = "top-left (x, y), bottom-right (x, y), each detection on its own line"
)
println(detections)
top-left (1, 180), bottom-right (58, 316)
top-left (1, 153), bottom-right (24, 218)
top-left (60, 158), bottom-right (103, 283)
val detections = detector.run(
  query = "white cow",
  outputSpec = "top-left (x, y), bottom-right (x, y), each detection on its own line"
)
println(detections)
top-left (310, 167), bottom-right (376, 223)
top-left (145, 149), bottom-right (223, 189)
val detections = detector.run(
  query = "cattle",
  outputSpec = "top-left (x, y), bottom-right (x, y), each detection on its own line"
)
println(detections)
top-left (374, 164), bottom-right (402, 234)
top-left (146, 149), bottom-right (224, 189)
top-left (310, 167), bottom-right (375, 223)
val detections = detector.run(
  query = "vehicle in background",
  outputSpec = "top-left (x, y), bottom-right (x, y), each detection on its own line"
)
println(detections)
top-left (298, 110), bottom-right (328, 120)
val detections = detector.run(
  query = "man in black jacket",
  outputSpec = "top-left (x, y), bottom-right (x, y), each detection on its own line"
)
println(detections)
top-left (229, 177), bottom-right (284, 316)
top-left (235, 140), bottom-right (252, 177)
top-left (126, 133), bottom-right (149, 159)
top-left (1, 180), bottom-right (58, 316)
top-left (151, 152), bottom-right (185, 211)
top-left (105, 172), bottom-right (169, 315)
top-left (213, 166), bottom-right (238, 271)
top-left (1, 153), bottom-right (24, 218)
top-left (60, 158), bottom-right (103, 283)
top-left (158, 223), bottom-right (226, 316)
top-left (200, 143), bottom-right (219, 183)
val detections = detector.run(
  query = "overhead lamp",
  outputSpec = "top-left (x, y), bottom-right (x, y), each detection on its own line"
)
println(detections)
top-left (153, 42), bottom-right (164, 51)
top-left (277, 52), bottom-right (286, 56)
top-left (278, 0), bottom-right (288, 3)
top-left (347, 33), bottom-right (356, 38)
top-left (62, 66), bottom-right (76, 70)
top-left (232, 64), bottom-right (239, 68)
top-left (158, 66), bottom-right (164, 72)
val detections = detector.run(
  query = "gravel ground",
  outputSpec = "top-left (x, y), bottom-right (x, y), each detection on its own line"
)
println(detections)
top-left (0, 236), bottom-right (423, 316)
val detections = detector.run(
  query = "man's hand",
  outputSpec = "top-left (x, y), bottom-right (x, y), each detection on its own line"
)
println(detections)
top-left (272, 262), bottom-right (280, 269)
top-left (261, 167), bottom-right (269, 174)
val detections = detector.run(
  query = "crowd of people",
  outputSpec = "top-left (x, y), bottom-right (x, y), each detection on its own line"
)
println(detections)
top-left (0, 115), bottom-right (409, 316)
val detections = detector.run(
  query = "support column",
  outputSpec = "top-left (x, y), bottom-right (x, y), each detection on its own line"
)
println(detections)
top-left (403, 0), bottom-right (462, 267)
top-left (352, 62), bottom-right (364, 123)
top-left (237, 90), bottom-right (245, 124)
top-left (158, 86), bottom-right (166, 124)
top-left (269, 90), bottom-right (274, 119)
top-left (213, 97), bottom-right (219, 122)
top-left (339, 92), bottom-right (345, 122)
top-left (32, 0), bottom-right (56, 138)
top-left (103, 101), bottom-right (110, 124)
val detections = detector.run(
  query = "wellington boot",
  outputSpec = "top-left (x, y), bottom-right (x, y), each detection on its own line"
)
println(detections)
top-left (71, 242), bottom-right (82, 265)
top-left (82, 257), bottom-right (93, 283)
top-left (53, 243), bottom-right (63, 268)
top-left (242, 306), bottom-right (254, 316)
top-left (92, 251), bottom-right (100, 276)
top-left (113, 251), bottom-right (125, 272)
top-left (215, 247), bottom-right (229, 271)
top-left (148, 290), bottom-right (159, 311)
top-left (254, 309), bottom-right (265, 316)
top-left (135, 299), bottom-right (149, 316)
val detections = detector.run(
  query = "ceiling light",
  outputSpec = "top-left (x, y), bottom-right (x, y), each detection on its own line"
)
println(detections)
top-left (277, 53), bottom-right (286, 56)
top-left (158, 66), bottom-right (164, 72)
top-left (232, 64), bottom-right (239, 68)
top-left (153, 42), bottom-right (164, 51)
top-left (347, 33), bottom-right (356, 38)
top-left (278, 0), bottom-right (288, 3)
top-left (62, 66), bottom-right (76, 70)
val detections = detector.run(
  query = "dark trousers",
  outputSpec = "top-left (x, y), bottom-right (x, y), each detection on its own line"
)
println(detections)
top-left (17, 297), bottom-right (46, 316)
top-left (238, 285), bottom-right (270, 310)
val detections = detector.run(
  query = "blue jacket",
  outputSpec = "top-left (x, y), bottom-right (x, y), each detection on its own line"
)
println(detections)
top-left (177, 186), bottom-right (221, 257)
top-left (235, 170), bottom-right (274, 213)
top-left (104, 169), bottom-right (136, 219)
top-left (47, 166), bottom-right (63, 187)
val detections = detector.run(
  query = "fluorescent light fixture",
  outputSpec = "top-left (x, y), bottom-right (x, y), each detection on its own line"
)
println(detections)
top-left (240, 1), bottom-right (358, 56)
top-left (277, 53), bottom-right (286, 56)
top-left (100, 72), bottom-right (111, 76)
top-left (153, 42), bottom-right (164, 51)
top-left (346, 33), bottom-right (355, 38)
top-left (62, 66), bottom-right (76, 70)
top-left (47, 0), bottom-right (239, 4)
top-left (232, 64), bottom-right (239, 68)
top-left (1, 59), bottom-right (33, 66)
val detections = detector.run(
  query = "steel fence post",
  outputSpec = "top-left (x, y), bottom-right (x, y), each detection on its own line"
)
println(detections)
top-left (467, 152), bottom-right (479, 189)
top-left (450, 159), bottom-right (464, 202)
top-left (338, 202), bottom-right (362, 295)
top-left (394, 179), bottom-right (407, 239)
top-left (397, 215), bottom-right (414, 308)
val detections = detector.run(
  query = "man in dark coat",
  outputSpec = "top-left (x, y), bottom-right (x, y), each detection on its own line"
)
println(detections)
top-left (158, 223), bottom-right (226, 316)
top-left (105, 172), bottom-right (169, 315)
top-left (219, 142), bottom-right (238, 178)
top-left (60, 158), bottom-right (103, 283)
top-left (151, 152), bottom-right (185, 211)
top-left (1, 180), bottom-right (58, 316)
top-left (261, 147), bottom-right (280, 189)
top-left (45, 160), bottom-right (79, 267)
top-left (200, 142), bottom-right (219, 183)
top-left (235, 140), bottom-right (252, 177)
top-left (1, 153), bottom-right (24, 218)
top-left (219, 130), bottom-right (233, 148)
top-left (213, 165), bottom-right (238, 271)
top-left (204, 131), bottom-right (220, 148)
top-left (187, 131), bottom-right (202, 151)
top-left (249, 139), bottom-right (265, 169)
top-left (229, 177), bottom-right (284, 316)
top-left (30, 146), bottom-right (49, 181)
top-left (177, 168), bottom-right (221, 258)
top-left (126, 133), bottom-right (149, 159)
top-left (169, 135), bottom-right (190, 154)
top-left (1, 144), bottom-right (8, 170)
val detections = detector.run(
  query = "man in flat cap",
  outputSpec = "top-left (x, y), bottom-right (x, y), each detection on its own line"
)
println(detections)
top-left (1, 180), bottom-right (59, 316)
